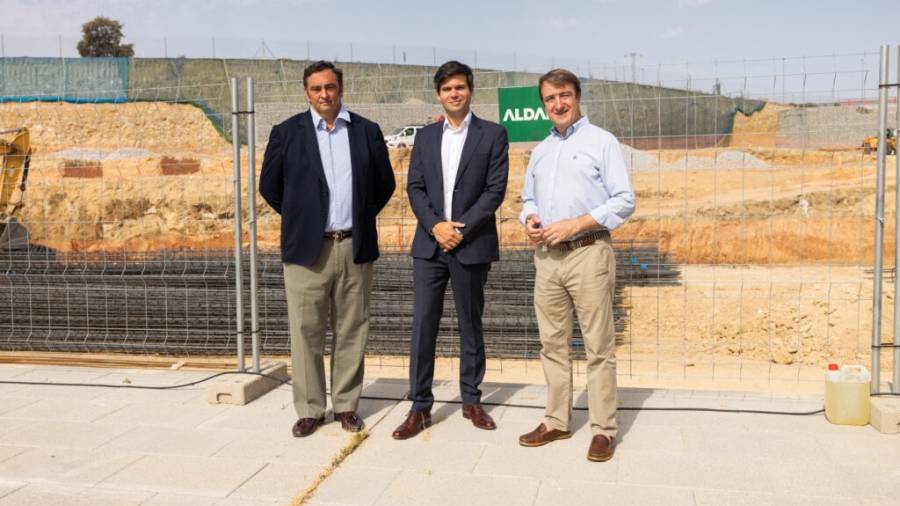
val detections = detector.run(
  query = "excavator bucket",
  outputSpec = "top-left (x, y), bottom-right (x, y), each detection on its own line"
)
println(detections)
top-left (0, 127), bottom-right (32, 249)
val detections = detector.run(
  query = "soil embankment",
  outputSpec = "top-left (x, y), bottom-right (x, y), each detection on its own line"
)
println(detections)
top-left (1, 101), bottom-right (889, 368)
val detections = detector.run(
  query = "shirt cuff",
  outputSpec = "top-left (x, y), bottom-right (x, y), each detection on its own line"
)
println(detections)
top-left (589, 206), bottom-right (624, 231)
top-left (519, 203), bottom-right (539, 225)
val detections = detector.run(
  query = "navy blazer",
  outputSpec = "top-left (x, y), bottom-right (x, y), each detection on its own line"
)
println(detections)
top-left (407, 115), bottom-right (509, 265)
top-left (259, 110), bottom-right (396, 266)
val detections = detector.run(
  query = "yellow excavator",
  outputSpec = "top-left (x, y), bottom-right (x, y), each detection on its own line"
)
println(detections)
top-left (862, 128), bottom-right (897, 155)
top-left (0, 127), bottom-right (32, 249)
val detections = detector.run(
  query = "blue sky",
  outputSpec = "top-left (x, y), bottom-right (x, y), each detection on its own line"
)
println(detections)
top-left (0, 0), bottom-right (894, 99)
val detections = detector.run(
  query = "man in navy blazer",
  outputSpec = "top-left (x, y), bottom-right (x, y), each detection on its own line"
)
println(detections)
top-left (259, 61), bottom-right (395, 438)
top-left (392, 61), bottom-right (509, 440)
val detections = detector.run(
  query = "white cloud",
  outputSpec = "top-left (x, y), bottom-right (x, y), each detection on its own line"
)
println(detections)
top-left (659, 26), bottom-right (684, 39)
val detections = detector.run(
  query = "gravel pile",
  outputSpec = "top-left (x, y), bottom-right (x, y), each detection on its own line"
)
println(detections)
top-left (622, 145), bottom-right (771, 172)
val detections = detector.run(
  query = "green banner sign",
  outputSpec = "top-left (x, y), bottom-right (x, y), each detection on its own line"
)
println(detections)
top-left (498, 86), bottom-right (552, 142)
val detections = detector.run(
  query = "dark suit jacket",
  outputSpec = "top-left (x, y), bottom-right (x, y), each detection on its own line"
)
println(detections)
top-left (407, 114), bottom-right (509, 265)
top-left (259, 110), bottom-right (396, 266)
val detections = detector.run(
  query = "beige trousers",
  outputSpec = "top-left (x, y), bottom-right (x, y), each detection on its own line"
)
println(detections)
top-left (283, 238), bottom-right (373, 418)
top-left (534, 238), bottom-right (617, 437)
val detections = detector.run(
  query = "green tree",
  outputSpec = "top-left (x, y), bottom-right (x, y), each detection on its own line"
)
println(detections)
top-left (76, 16), bottom-right (135, 57)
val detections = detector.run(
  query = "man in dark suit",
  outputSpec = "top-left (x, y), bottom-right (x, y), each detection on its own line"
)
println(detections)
top-left (392, 61), bottom-right (509, 440)
top-left (259, 61), bottom-right (395, 438)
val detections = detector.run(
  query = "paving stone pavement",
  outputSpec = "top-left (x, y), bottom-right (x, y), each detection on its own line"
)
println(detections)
top-left (0, 364), bottom-right (898, 505)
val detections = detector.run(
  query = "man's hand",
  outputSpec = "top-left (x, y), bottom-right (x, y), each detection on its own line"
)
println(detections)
top-left (540, 215), bottom-right (597, 246)
top-left (525, 214), bottom-right (544, 245)
top-left (432, 221), bottom-right (465, 252)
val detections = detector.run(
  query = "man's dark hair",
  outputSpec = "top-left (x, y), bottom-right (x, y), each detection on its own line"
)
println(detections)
top-left (433, 60), bottom-right (474, 92)
top-left (538, 68), bottom-right (581, 101)
top-left (303, 60), bottom-right (343, 90)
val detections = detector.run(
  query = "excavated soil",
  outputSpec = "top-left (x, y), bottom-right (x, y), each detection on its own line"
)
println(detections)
top-left (1, 101), bottom-right (894, 369)
top-left (724, 103), bottom-right (788, 149)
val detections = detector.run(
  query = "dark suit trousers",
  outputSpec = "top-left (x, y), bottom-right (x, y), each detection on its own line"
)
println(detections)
top-left (409, 253), bottom-right (490, 412)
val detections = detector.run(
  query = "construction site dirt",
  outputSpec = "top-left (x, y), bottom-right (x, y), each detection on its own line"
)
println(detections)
top-left (1, 101), bottom-right (896, 376)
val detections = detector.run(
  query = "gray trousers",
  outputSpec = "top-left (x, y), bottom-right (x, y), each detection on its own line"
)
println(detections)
top-left (283, 238), bottom-right (373, 418)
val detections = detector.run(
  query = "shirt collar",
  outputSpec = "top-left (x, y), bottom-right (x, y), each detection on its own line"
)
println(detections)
top-left (443, 110), bottom-right (473, 132)
top-left (310, 105), bottom-right (351, 130)
top-left (550, 115), bottom-right (588, 140)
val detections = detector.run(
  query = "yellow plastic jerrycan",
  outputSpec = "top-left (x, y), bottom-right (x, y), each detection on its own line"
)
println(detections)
top-left (824, 363), bottom-right (871, 426)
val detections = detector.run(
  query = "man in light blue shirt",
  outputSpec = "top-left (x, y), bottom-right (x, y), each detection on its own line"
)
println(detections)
top-left (309, 105), bottom-right (353, 232)
top-left (260, 61), bottom-right (396, 438)
top-left (517, 68), bottom-right (635, 463)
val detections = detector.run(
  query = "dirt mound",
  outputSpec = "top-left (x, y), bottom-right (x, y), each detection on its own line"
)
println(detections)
top-left (4, 100), bottom-right (881, 267)
top-left (724, 103), bottom-right (789, 149)
top-left (0, 102), bottom-right (228, 154)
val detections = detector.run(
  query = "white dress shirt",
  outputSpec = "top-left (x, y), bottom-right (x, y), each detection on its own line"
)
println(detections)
top-left (440, 111), bottom-right (473, 221)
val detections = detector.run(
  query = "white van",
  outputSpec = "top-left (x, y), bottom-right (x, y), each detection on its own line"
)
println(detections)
top-left (385, 124), bottom-right (425, 148)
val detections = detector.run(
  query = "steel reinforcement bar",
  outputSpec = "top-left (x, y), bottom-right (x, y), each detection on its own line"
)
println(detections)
top-left (0, 242), bottom-right (680, 358)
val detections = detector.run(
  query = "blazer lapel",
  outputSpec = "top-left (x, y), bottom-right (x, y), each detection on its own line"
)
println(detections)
top-left (346, 116), bottom-right (364, 207)
top-left (453, 115), bottom-right (484, 189)
top-left (298, 111), bottom-right (327, 185)
top-left (432, 124), bottom-right (445, 215)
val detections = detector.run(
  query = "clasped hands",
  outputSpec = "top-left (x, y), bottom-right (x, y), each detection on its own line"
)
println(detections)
top-left (525, 214), bottom-right (582, 246)
top-left (432, 221), bottom-right (465, 253)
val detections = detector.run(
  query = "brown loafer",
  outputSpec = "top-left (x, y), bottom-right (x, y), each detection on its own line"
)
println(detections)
top-left (518, 423), bottom-right (571, 447)
top-left (335, 411), bottom-right (364, 432)
top-left (391, 410), bottom-right (431, 440)
top-left (292, 416), bottom-right (324, 438)
top-left (587, 434), bottom-right (615, 462)
top-left (462, 403), bottom-right (496, 430)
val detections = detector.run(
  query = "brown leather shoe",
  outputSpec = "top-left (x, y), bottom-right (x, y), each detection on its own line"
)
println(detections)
top-left (335, 411), bottom-right (364, 432)
top-left (462, 403), bottom-right (496, 430)
top-left (391, 410), bottom-right (431, 440)
top-left (292, 416), bottom-right (324, 438)
top-left (518, 423), bottom-right (572, 447)
top-left (587, 434), bottom-right (615, 462)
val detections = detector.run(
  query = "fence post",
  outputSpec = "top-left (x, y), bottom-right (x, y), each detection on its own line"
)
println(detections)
top-left (246, 77), bottom-right (260, 373)
top-left (894, 44), bottom-right (900, 394)
top-left (872, 45), bottom-right (889, 393)
top-left (230, 77), bottom-right (245, 372)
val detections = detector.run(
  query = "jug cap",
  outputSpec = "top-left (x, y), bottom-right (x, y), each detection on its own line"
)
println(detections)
top-left (828, 363), bottom-right (839, 371)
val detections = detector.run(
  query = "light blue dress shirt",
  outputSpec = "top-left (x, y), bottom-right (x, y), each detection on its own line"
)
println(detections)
top-left (519, 116), bottom-right (635, 236)
top-left (310, 105), bottom-right (353, 232)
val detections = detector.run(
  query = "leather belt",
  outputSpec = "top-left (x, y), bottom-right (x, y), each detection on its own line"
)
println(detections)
top-left (543, 229), bottom-right (609, 252)
top-left (323, 230), bottom-right (352, 241)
